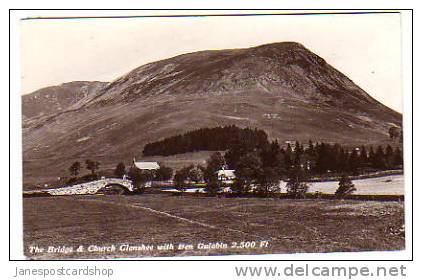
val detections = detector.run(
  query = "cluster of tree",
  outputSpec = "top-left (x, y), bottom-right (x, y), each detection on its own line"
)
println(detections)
top-left (294, 142), bottom-right (403, 174)
top-left (187, 138), bottom-right (402, 197)
top-left (173, 165), bottom-right (204, 191)
top-left (142, 125), bottom-right (269, 156)
top-left (67, 155), bottom-right (359, 199)
top-left (143, 124), bottom-right (402, 175)
top-left (226, 140), bottom-right (403, 176)
top-left (194, 150), bottom-right (359, 198)
top-left (68, 160), bottom-right (100, 184)
top-left (174, 149), bottom-right (360, 198)
top-left (69, 160), bottom-right (100, 176)
top-left (183, 150), bottom-right (305, 197)
top-left (176, 150), bottom-right (284, 197)
top-left (171, 152), bottom-right (227, 196)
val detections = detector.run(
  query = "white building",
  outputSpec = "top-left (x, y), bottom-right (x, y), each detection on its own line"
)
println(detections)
top-left (217, 169), bottom-right (236, 184)
top-left (133, 159), bottom-right (160, 170)
top-left (132, 160), bottom-right (160, 188)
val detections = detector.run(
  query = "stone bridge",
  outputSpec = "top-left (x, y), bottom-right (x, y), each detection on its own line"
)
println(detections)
top-left (24, 178), bottom-right (134, 196)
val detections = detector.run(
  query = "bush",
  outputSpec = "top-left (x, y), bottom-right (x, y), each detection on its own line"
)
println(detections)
top-left (128, 167), bottom-right (154, 191)
top-left (335, 175), bottom-right (356, 198)
top-left (188, 166), bottom-right (204, 183)
top-left (85, 159), bottom-right (100, 175)
top-left (174, 169), bottom-right (189, 193)
top-left (80, 173), bottom-right (98, 182)
top-left (66, 177), bottom-right (78, 185)
top-left (65, 173), bottom-right (98, 185)
top-left (204, 179), bottom-right (222, 196)
top-left (286, 168), bottom-right (309, 198)
top-left (69, 161), bottom-right (81, 177)
top-left (201, 152), bottom-right (226, 196)
top-left (114, 162), bottom-right (126, 178)
top-left (286, 181), bottom-right (309, 198)
top-left (254, 167), bottom-right (281, 197)
top-left (155, 165), bottom-right (174, 181)
top-left (230, 151), bottom-right (263, 195)
top-left (230, 178), bottom-right (252, 196)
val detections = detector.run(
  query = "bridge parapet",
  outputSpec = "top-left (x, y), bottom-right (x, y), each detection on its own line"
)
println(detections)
top-left (24, 178), bottom-right (134, 196)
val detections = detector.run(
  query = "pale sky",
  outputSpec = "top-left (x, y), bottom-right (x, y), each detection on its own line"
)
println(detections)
top-left (20, 12), bottom-right (402, 112)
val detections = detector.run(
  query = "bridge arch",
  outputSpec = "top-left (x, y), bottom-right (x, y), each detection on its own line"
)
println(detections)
top-left (96, 183), bottom-right (131, 195)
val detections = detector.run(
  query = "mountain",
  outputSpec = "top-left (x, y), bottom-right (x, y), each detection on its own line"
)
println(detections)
top-left (22, 81), bottom-right (107, 119)
top-left (22, 42), bottom-right (402, 186)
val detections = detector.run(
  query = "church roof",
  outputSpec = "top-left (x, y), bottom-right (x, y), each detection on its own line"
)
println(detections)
top-left (134, 161), bottom-right (160, 170)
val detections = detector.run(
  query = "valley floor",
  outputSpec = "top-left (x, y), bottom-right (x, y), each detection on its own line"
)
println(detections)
top-left (23, 194), bottom-right (404, 259)
top-left (161, 174), bottom-right (404, 196)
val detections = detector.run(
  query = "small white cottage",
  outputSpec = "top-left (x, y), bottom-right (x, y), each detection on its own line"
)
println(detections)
top-left (133, 159), bottom-right (160, 170)
top-left (216, 169), bottom-right (236, 184)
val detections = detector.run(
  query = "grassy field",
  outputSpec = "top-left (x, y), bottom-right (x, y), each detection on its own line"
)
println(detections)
top-left (287, 174), bottom-right (404, 195)
top-left (23, 194), bottom-right (405, 259)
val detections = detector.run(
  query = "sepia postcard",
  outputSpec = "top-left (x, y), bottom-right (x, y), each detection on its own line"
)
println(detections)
top-left (18, 11), bottom-right (406, 260)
